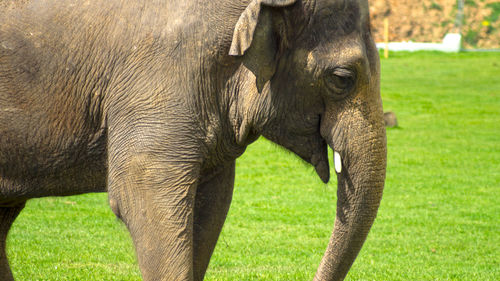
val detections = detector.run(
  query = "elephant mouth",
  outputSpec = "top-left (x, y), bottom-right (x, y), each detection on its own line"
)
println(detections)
top-left (311, 136), bottom-right (345, 184)
top-left (311, 144), bottom-right (330, 184)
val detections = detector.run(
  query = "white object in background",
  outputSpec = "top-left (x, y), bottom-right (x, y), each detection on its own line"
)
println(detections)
top-left (376, 33), bottom-right (462, 53)
top-left (441, 33), bottom-right (462, 52)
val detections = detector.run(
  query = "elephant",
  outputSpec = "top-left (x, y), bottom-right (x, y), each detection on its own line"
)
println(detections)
top-left (0, 0), bottom-right (387, 280)
top-left (383, 111), bottom-right (398, 127)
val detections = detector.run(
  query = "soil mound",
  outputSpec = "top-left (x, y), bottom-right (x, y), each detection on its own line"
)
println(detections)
top-left (370, 0), bottom-right (500, 49)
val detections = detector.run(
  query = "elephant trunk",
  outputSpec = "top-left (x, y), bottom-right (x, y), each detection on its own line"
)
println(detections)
top-left (314, 114), bottom-right (387, 281)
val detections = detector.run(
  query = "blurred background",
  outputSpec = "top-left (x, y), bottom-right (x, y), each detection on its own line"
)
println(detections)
top-left (370, 0), bottom-right (500, 49)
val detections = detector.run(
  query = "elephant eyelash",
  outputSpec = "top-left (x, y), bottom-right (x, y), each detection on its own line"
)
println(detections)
top-left (323, 67), bottom-right (356, 99)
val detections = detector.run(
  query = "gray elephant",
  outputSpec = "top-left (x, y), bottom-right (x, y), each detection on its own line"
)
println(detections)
top-left (0, 0), bottom-right (386, 280)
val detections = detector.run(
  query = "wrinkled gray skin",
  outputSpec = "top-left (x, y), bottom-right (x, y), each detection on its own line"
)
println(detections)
top-left (0, 0), bottom-right (386, 280)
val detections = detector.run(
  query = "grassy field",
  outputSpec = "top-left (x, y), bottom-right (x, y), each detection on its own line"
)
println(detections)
top-left (7, 52), bottom-right (500, 280)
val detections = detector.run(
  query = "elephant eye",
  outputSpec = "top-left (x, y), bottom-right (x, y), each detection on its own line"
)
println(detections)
top-left (324, 68), bottom-right (356, 98)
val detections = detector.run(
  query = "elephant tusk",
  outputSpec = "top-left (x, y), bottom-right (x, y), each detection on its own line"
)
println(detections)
top-left (334, 151), bottom-right (342, 174)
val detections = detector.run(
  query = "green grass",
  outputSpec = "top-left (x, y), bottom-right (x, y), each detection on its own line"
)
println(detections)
top-left (7, 52), bottom-right (500, 280)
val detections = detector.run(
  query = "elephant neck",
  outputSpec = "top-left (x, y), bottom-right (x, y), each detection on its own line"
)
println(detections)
top-left (192, 64), bottom-right (262, 170)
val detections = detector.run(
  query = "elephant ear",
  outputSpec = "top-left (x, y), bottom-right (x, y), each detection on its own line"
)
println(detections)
top-left (229, 0), bottom-right (297, 93)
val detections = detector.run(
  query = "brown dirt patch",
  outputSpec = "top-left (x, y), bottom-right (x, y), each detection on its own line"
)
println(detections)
top-left (370, 0), bottom-right (500, 49)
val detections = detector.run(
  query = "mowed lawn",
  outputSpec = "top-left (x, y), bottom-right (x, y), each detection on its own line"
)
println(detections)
top-left (7, 52), bottom-right (500, 280)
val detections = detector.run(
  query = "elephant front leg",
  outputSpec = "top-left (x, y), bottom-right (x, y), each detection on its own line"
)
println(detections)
top-left (193, 162), bottom-right (235, 281)
top-left (0, 204), bottom-right (25, 281)
top-left (107, 152), bottom-right (200, 281)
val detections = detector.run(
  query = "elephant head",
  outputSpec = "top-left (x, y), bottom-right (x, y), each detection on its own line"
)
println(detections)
top-left (230, 0), bottom-right (386, 279)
